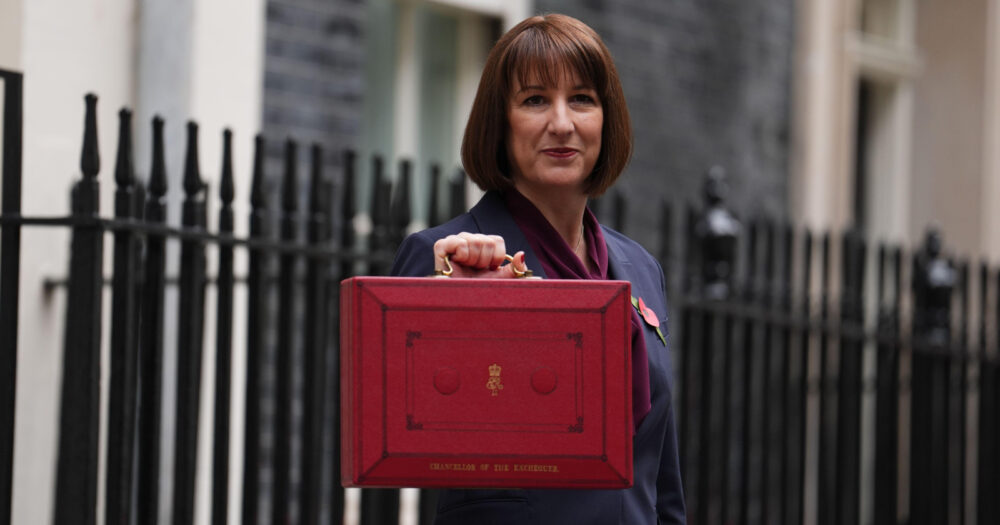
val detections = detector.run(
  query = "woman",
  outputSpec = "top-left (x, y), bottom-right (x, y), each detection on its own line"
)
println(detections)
top-left (390, 14), bottom-right (685, 524)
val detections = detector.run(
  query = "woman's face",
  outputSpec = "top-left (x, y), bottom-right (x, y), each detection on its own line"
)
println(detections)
top-left (506, 70), bottom-right (603, 196)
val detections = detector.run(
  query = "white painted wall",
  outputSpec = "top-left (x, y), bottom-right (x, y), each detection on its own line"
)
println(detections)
top-left (0, 0), bottom-right (22, 70)
top-left (911, 0), bottom-right (988, 257)
top-left (13, 2), bottom-right (137, 524)
top-left (982, 0), bottom-right (1000, 262)
top-left (790, 0), bottom-right (856, 233)
top-left (5, 0), bottom-right (264, 523)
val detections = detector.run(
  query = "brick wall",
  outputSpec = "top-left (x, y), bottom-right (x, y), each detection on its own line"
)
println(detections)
top-left (538, 0), bottom-right (795, 249)
top-left (261, 0), bottom-right (365, 180)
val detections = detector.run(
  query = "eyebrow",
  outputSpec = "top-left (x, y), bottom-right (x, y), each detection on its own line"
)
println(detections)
top-left (515, 84), bottom-right (594, 95)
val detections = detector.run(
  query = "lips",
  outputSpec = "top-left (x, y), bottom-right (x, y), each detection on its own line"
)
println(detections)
top-left (542, 147), bottom-right (578, 159)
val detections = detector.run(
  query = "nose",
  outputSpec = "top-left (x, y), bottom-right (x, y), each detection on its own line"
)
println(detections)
top-left (546, 99), bottom-right (574, 136)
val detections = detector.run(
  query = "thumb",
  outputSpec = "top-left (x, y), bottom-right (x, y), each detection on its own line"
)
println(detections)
top-left (498, 251), bottom-right (529, 278)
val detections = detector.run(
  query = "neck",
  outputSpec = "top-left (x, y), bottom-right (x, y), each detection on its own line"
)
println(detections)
top-left (513, 181), bottom-right (588, 250)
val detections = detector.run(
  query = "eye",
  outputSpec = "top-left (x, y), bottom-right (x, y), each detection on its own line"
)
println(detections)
top-left (570, 93), bottom-right (597, 105)
top-left (522, 95), bottom-right (545, 106)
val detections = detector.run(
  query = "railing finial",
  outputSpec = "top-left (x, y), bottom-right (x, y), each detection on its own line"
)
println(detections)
top-left (114, 108), bottom-right (135, 188)
top-left (251, 134), bottom-right (266, 209)
top-left (282, 138), bottom-right (298, 213)
top-left (149, 116), bottom-right (168, 198)
top-left (81, 94), bottom-right (100, 179)
top-left (221, 129), bottom-right (234, 205)
top-left (183, 121), bottom-right (202, 197)
top-left (391, 158), bottom-right (412, 244)
top-left (309, 143), bottom-right (327, 212)
top-left (694, 165), bottom-right (740, 299)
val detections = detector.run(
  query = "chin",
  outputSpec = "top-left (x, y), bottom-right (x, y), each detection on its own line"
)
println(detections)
top-left (536, 168), bottom-right (588, 185)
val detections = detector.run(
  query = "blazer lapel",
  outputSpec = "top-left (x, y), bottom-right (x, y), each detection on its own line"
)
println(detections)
top-left (603, 226), bottom-right (634, 285)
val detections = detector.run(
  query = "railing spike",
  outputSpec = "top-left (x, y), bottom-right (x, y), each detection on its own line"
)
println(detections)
top-left (428, 163), bottom-right (441, 227)
top-left (183, 121), bottom-right (202, 197)
top-left (310, 143), bottom-right (326, 212)
top-left (220, 129), bottom-right (234, 205)
top-left (449, 167), bottom-right (466, 219)
top-left (114, 108), bottom-right (134, 187)
top-left (391, 158), bottom-right (412, 243)
top-left (340, 149), bottom-right (357, 279)
top-left (282, 139), bottom-right (298, 213)
top-left (81, 93), bottom-right (100, 179)
top-left (251, 134), bottom-right (266, 209)
top-left (150, 116), bottom-right (168, 198)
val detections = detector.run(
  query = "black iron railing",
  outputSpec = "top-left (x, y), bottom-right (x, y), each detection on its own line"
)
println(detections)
top-left (1, 73), bottom-right (999, 525)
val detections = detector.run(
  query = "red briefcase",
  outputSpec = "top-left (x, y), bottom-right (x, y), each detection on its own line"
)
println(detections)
top-left (340, 276), bottom-right (633, 489)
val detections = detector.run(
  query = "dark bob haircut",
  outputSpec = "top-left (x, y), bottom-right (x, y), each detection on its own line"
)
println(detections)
top-left (460, 14), bottom-right (633, 197)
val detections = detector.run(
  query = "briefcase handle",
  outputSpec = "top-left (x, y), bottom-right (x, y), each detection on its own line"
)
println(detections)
top-left (433, 253), bottom-right (538, 279)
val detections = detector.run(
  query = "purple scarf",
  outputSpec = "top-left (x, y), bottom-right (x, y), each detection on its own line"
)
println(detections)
top-left (504, 189), bottom-right (652, 429)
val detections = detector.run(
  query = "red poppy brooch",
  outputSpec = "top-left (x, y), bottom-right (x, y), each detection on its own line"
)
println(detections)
top-left (631, 295), bottom-right (667, 346)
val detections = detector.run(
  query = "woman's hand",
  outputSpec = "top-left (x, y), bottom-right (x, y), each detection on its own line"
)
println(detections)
top-left (432, 233), bottom-right (528, 278)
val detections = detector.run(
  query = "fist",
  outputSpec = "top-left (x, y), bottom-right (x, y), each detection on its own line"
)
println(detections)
top-left (432, 233), bottom-right (527, 278)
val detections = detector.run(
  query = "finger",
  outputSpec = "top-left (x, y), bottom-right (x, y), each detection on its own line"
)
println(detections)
top-left (433, 236), bottom-right (463, 272)
top-left (460, 236), bottom-right (484, 267)
top-left (476, 238), bottom-right (495, 269)
top-left (486, 235), bottom-right (508, 269)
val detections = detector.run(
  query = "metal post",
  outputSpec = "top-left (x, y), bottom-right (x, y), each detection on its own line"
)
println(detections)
top-left (738, 221), bottom-right (760, 525)
top-left (367, 155), bottom-right (386, 276)
top-left (274, 138), bottom-right (300, 525)
top-left (330, 149), bottom-right (353, 525)
top-left (873, 245), bottom-right (901, 525)
top-left (172, 122), bottom-right (208, 525)
top-left (910, 228), bottom-right (955, 525)
top-left (428, 163), bottom-right (441, 227)
top-left (977, 267), bottom-right (997, 525)
top-left (760, 221), bottom-right (775, 525)
top-left (105, 108), bottom-right (140, 525)
top-left (211, 129), bottom-right (235, 525)
top-left (777, 224), bottom-right (793, 525)
top-left (816, 232), bottom-right (832, 525)
top-left (339, 149), bottom-right (357, 281)
top-left (242, 135), bottom-right (269, 525)
top-left (835, 231), bottom-right (864, 525)
top-left (0, 68), bottom-right (24, 525)
top-left (448, 168), bottom-right (466, 220)
top-left (390, 158), bottom-right (412, 248)
top-left (301, 143), bottom-right (330, 525)
top-left (793, 229), bottom-right (813, 525)
top-left (136, 116), bottom-right (169, 525)
top-left (54, 93), bottom-right (104, 525)
top-left (956, 261), bottom-right (970, 525)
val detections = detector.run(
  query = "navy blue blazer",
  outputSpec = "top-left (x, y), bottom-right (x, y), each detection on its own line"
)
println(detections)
top-left (390, 191), bottom-right (685, 524)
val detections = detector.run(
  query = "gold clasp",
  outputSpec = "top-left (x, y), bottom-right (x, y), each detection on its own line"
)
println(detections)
top-left (432, 253), bottom-right (535, 278)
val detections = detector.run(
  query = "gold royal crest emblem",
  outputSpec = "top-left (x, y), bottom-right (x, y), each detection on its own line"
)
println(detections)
top-left (486, 363), bottom-right (503, 396)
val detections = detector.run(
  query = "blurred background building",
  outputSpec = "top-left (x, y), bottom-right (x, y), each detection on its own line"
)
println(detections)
top-left (2, 0), bottom-right (1000, 523)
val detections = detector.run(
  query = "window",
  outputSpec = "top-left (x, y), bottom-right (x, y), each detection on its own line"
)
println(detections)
top-left (849, 0), bottom-right (918, 240)
top-left (361, 0), bottom-right (528, 230)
